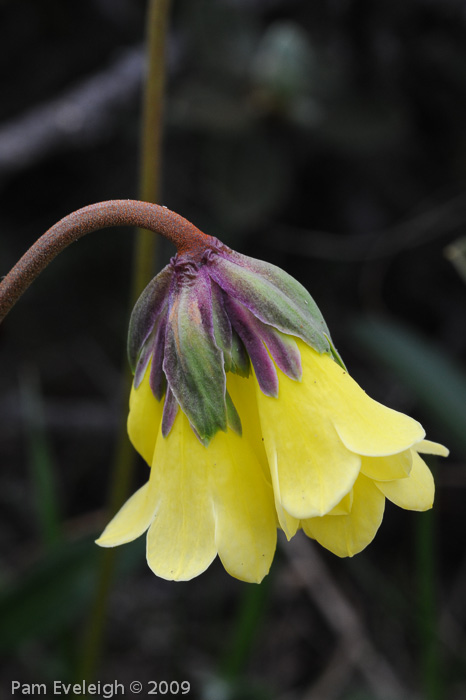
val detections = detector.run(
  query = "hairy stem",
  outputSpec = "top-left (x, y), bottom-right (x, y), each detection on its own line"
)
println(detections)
top-left (0, 199), bottom-right (210, 323)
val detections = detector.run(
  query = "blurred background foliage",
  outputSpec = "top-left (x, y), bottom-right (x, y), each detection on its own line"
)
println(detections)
top-left (0, 0), bottom-right (465, 698)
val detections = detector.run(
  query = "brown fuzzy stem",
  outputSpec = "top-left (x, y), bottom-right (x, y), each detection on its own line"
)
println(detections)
top-left (0, 199), bottom-right (212, 323)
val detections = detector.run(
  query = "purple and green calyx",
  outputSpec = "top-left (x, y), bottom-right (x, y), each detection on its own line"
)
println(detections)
top-left (128, 235), bottom-right (341, 445)
top-left (0, 198), bottom-right (341, 445)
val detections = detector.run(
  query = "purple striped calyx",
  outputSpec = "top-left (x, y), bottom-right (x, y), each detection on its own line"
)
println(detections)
top-left (128, 237), bottom-right (341, 445)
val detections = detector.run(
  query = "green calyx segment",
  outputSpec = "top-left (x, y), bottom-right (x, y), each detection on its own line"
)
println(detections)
top-left (164, 274), bottom-right (228, 445)
top-left (226, 391), bottom-right (242, 436)
top-left (127, 265), bottom-right (173, 372)
top-left (211, 281), bottom-right (233, 373)
top-left (209, 254), bottom-right (332, 356)
top-left (325, 333), bottom-right (347, 370)
top-left (229, 330), bottom-right (250, 377)
top-left (211, 280), bottom-right (250, 377)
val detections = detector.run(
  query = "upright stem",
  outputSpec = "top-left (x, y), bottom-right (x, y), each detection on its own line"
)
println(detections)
top-left (133, 0), bottom-right (173, 301)
top-left (76, 423), bottom-right (136, 687)
top-left (76, 0), bottom-right (173, 685)
top-left (0, 0), bottom-right (180, 688)
top-left (221, 576), bottom-right (272, 682)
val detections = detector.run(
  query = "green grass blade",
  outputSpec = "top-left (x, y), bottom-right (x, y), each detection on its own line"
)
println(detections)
top-left (0, 538), bottom-right (98, 654)
top-left (20, 366), bottom-right (62, 548)
top-left (0, 536), bottom-right (145, 656)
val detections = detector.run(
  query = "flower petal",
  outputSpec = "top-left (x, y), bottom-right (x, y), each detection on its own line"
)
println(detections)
top-left (254, 367), bottom-right (361, 519)
top-left (226, 371), bottom-right (298, 540)
top-left (209, 429), bottom-right (277, 583)
top-left (267, 448), bottom-right (301, 539)
top-left (415, 440), bottom-right (449, 457)
top-left (96, 482), bottom-right (155, 546)
top-left (361, 450), bottom-right (412, 481)
top-left (374, 451), bottom-right (434, 511)
top-left (146, 412), bottom-right (217, 581)
top-left (127, 362), bottom-right (163, 466)
top-left (298, 341), bottom-right (425, 456)
top-left (302, 474), bottom-right (385, 557)
top-left (226, 371), bottom-right (269, 477)
top-left (328, 490), bottom-right (353, 515)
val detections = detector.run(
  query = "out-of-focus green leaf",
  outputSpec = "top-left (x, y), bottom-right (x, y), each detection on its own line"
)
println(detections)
top-left (0, 538), bottom-right (98, 653)
top-left (220, 575), bottom-right (271, 681)
top-left (351, 316), bottom-right (466, 455)
top-left (20, 366), bottom-right (62, 549)
top-left (0, 536), bottom-right (144, 654)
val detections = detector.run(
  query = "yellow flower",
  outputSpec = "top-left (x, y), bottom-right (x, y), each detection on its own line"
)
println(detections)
top-left (97, 331), bottom-right (448, 582)
top-left (96, 225), bottom-right (448, 582)
top-left (0, 195), bottom-right (445, 583)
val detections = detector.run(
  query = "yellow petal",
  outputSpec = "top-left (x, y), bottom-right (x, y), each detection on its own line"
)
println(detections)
top-left (374, 451), bottom-right (434, 511)
top-left (255, 366), bottom-right (361, 519)
top-left (227, 371), bottom-right (299, 539)
top-left (298, 340), bottom-right (425, 456)
top-left (266, 448), bottom-right (301, 539)
top-left (209, 428), bottom-right (277, 583)
top-left (415, 440), bottom-right (449, 457)
top-left (146, 413), bottom-right (217, 581)
top-left (226, 371), bottom-right (270, 479)
top-left (127, 363), bottom-right (163, 466)
top-left (328, 490), bottom-right (353, 516)
top-left (302, 473), bottom-right (385, 557)
top-left (361, 450), bottom-right (412, 481)
top-left (96, 482), bottom-right (156, 547)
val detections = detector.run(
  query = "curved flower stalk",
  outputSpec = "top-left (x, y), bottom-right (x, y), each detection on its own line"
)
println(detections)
top-left (97, 228), bottom-right (449, 583)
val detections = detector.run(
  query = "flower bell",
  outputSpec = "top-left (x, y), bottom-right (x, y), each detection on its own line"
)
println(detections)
top-left (97, 219), bottom-right (448, 583)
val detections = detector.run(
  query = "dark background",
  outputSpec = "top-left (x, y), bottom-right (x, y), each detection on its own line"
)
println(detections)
top-left (0, 1), bottom-right (465, 698)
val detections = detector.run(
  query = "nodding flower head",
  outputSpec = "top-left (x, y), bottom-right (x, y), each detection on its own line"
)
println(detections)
top-left (0, 198), bottom-right (446, 582)
top-left (98, 222), bottom-right (448, 583)
top-left (127, 237), bottom-right (337, 445)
